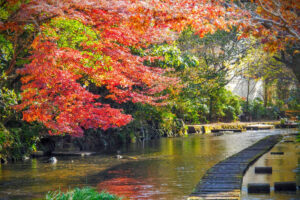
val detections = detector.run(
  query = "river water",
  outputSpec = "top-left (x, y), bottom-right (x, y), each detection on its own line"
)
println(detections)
top-left (0, 129), bottom-right (298, 199)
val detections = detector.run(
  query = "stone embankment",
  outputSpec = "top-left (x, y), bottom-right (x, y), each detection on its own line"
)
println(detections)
top-left (187, 121), bottom-right (283, 134)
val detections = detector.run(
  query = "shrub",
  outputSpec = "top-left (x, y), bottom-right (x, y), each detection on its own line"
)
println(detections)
top-left (0, 122), bottom-right (41, 162)
top-left (46, 187), bottom-right (121, 200)
top-left (240, 98), bottom-right (280, 121)
top-left (287, 88), bottom-right (300, 110)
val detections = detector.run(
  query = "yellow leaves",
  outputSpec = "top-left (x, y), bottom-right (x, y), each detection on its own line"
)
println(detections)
top-left (128, 156), bottom-right (138, 160)
top-left (227, 7), bottom-right (233, 12)
top-left (293, 50), bottom-right (300, 55)
top-left (223, 61), bottom-right (232, 70)
top-left (84, 80), bottom-right (89, 87)
top-left (261, 29), bottom-right (271, 36)
top-left (31, 37), bottom-right (39, 49)
top-left (256, 6), bottom-right (263, 14)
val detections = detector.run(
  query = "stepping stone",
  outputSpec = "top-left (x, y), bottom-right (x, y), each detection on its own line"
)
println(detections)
top-left (211, 129), bottom-right (242, 133)
top-left (270, 152), bottom-right (284, 155)
top-left (255, 167), bottom-right (272, 174)
top-left (189, 135), bottom-right (282, 199)
top-left (274, 182), bottom-right (297, 191)
top-left (283, 140), bottom-right (294, 143)
top-left (248, 183), bottom-right (270, 193)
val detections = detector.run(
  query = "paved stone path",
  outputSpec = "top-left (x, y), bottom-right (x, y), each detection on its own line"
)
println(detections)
top-left (188, 135), bottom-right (282, 200)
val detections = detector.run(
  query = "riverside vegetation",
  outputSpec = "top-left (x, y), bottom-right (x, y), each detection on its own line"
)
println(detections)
top-left (46, 187), bottom-right (121, 200)
top-left (0, 0), bottom-right (299, 162)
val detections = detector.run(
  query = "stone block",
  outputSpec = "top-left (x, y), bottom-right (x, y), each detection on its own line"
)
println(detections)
top-left (274, 182), bottom-right (297, 191)
top-left (270, 152), bottom-right (284, 155)
top-left (187, 126), bottom-right (196, 134)
top-left (248, 183), bottom-right (270, 193)
top-left (255, 167), bottom-right (272, 174)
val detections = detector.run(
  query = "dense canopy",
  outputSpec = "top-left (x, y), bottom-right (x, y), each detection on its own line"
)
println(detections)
top-left (1, 0), bottom-right (247, 136)
top-left (0, 0), bottom-right (298, 136)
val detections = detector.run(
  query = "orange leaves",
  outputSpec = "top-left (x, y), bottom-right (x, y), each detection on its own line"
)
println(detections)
top-left (5, 0), bottom-right (251, 136)
top-left (15, 27), bottom-right (175, 136)
top-left (247, 0), bottom-right (300, 51)
top-left (15, 41), bottom-right (132, 136)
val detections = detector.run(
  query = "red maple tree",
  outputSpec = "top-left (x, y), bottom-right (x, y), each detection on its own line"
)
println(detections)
top-left (1, 0), bottom-right (246, 136)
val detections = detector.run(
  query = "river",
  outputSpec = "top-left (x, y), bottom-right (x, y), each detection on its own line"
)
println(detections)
top-left (0, 129), bottom-right (298, 199)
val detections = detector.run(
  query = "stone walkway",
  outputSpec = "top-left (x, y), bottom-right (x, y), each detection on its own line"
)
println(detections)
top-left (188, 134), bottom-right (282, 200)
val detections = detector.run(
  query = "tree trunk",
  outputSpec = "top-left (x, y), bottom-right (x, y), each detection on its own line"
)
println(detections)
top-left (246, 77), bottom-right (250, 121)
top-left (264, 79), bottom-right (269, 108)
top-left (209, 95), bottom-right (213, 122)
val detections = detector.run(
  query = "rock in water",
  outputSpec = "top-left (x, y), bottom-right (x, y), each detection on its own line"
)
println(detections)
top-left (22, 156), bottom-right (30, 161)
top-left (48, 157), bottom-right (57, 164)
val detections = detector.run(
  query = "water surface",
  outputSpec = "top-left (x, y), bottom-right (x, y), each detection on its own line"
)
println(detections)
top-left (0, 129), bottom-right (296, 199)
top-left (242, 135), bottom-right (300, 200)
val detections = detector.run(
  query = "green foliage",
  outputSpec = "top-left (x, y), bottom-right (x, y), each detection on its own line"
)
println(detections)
top-left (121, 36), bottom-right (243, 139)
top-left (209, 88), bottom-right (242, 122)
top-left (121, 102), bottom-right (187, 139)
top-left (45, 187), bottom-right (121, 200)
top-left (149, 44), bottom-right (199, 70)
top-left (0, 34), bottom-right (13, 66)
top-left (287, 88), bottom-right (300, 110)
top-left (43, 18), bottom-right (98, 49)
top-left (0, 122), bottom-right (12, 161)
top-left (177, 27), bottom-right (241, 68)
top-left (173, 97), bottom-right (209, 124)
top-left (0, 122), bottom-right (41, 162)
top-left (241, 98), bottom-right (280, 121)
top-left (0, 55), bottom-right (40, 162)
top-left (0, 6), bottom-right (9, 20)
top-left (0, 78), bottom-right (41, 162)
top-left (158, 109), bottom-right (187, 137)
top-left (175, 28), bottom-right (243, 123)
top-left (0, 87), bottom-right (20, 124)
top-left (0, 34), bottom-right (13, 75)
top-left (43, 18), bottom-right (112, 73)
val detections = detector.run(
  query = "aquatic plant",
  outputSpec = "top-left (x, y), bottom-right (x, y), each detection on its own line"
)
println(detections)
top-left (45, 187), bottom-right (121, 200)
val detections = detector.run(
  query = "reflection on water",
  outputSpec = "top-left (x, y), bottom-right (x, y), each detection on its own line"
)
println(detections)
top-left (242, 135), bottom-right (300, 200)
top-left (0, 129), bottom-right (296, 200)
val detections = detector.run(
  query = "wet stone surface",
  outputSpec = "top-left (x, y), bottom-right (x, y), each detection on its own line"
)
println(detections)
top-left (189, 135), bottom-right (282, 200)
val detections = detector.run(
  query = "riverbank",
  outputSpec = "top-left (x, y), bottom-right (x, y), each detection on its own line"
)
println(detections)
top-left (187, 121), bottom-right (286, 134)
top-left (28, 121), bottom-right (288, 159)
